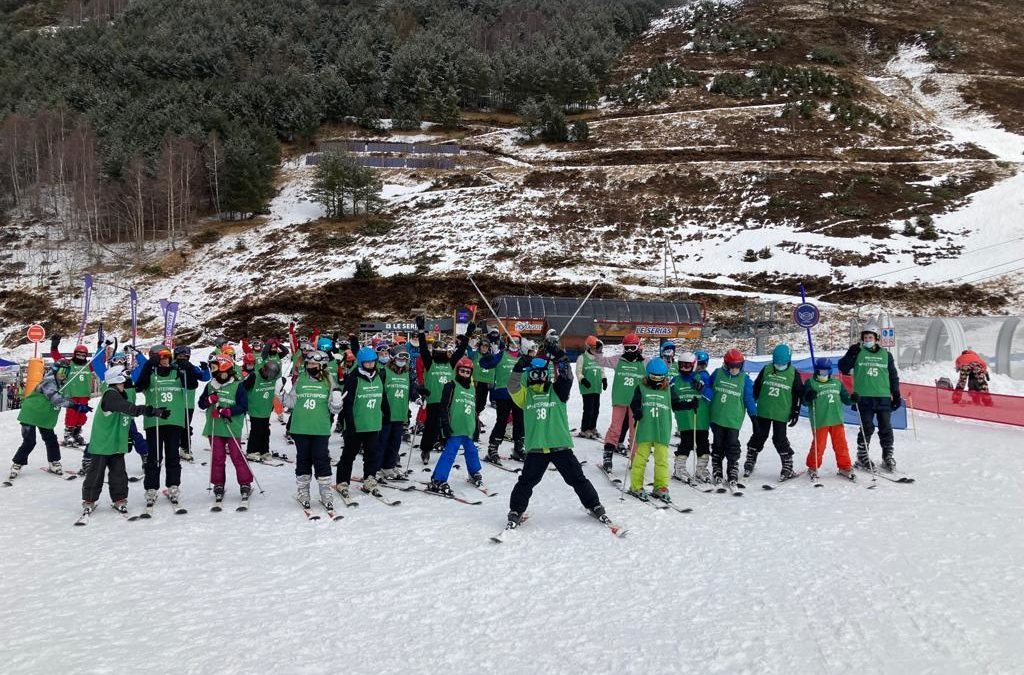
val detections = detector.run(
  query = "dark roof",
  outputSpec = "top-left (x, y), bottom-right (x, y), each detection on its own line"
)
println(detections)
top-left (494, 296), bottom-right (702, 324)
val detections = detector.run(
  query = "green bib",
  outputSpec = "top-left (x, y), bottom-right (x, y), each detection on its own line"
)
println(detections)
top-left (425, 362), bottom-right (453, 405)
top-left (64, 363), bottom-right (93, 398)
top-left (448, 380), bottom-right (478, 437)
top-left (17, 389), bottom-right (61, 430)
top-left (673, 375), bottom-right (709, 432)
top-left (494, 352), bottom-right (517, 389)
top-left (383, 368), bottom-right (411, 423)
top-left (853, 348), bottom-right (891, 397)
top-left (612, 358), bottom-right (645, 406)
top-left (807, 378), bottom-right (844, 428)
top-left (203, 380), bottom-right (245, 438)
top-left (289, 373), bottom-right (332, 436)
top-left (710, 368), bottom-right (747, 430)
top-left (143, 371), bottom-right (186, 429)
top-left (522, 385), bottom-right (573, 451)
top-left (756, 366), bottom-right (795, 422)
top-left (89, 404), bottom-right (132, 456)
top-left (247, 370), bottom-right (278, 419)
top-left (634, 383), bottom-right (673, 444)
top-left (352, 373), bottom-right (384, 433)
top-left (578, 353), bottom-right (604, 395)
top-left (473, 352), bottom-right (496, 385)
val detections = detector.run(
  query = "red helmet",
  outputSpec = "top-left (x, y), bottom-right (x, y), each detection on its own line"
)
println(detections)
top-left (622, 334), bottom-right (641, 347)
top-left (212, 355), bottom-right (235, 373)
top-left (73, 344), bottom-right (89, 356)
top-left (724, 349), bottom-right (745, 367)
top-left (455, 357), bottom-right (473, 372)
top-left (585, 336), bottom-right (599, 348)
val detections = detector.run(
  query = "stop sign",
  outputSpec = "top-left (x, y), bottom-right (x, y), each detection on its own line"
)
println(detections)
top-left (27, 324), bottom-right (46, 343)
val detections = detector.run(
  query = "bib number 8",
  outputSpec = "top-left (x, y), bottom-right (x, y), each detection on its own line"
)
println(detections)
top-left (720, 394), bottom-right (728, 403)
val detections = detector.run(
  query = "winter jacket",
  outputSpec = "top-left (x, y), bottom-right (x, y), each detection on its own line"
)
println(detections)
top-left (342, 368), bottom-right (391, 431)
top-left (198, 378), bottom-right (249, 416)
top-left (838, 344), bottom-right (900, 399)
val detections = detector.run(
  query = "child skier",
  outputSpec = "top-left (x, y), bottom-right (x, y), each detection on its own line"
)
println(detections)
top-left (414, 315), bottom-right (471, 464)
top-left (838, 321), bottom-right (902, 471)
top-left (198, 355), bottom-right (253, 507)
top-left (706, 349), bottom-right (758, 486)
top-left (575, 335), bottom-right (607, 439)
top-left (503, 356), bottom-right (611, 531)
top-left (428, 356), bottom-right (484, 495)
top-left (672, 351), bottom-right (712, 483)
top-left (79, 366), bottom-right (169, 518)
top-left (803, 358), bottom-right (855, 480)
top-left (49, 335), bottom-right (95, 447)
top-left (478, 329), bottom-right (525, 465)
top-left (281, 350), bottom-right (342, 510)
top-left (592, 332), bottom-right (646, 473)
top-left (338, 346), bottom-right (390, 497)
top-left (378, 346), bottom-right (411, 481)
top-left (470, 335), bottom-right (495, 443)
top-left (628, 358), bottom-right (697, 502)
top-left (743, 344), bottom-right (804, 479)
top-left (244, 358), bottom-right (282, 462)
top-left (174, 345), bottom-right (209, 461)
top-left (9, 361), bottom-right (88, 480)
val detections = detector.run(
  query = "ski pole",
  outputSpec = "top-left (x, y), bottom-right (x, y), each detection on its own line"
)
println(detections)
top-left (558, 274), bottom-right (605, 337)
top-left (405, 402), bottom-right (424, 472)
top-left (907, 394), bottom-right (918, 441)
top-left (466, 275), bottom-right (513, 339)
top-left (809, 400), bottom-right (818, 474)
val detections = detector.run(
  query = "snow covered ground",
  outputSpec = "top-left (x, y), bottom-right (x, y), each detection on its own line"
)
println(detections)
top-left (2, 374), bottom-right (1023, 673)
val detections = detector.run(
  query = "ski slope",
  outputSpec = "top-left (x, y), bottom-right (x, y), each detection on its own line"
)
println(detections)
top-left (1, 383), bottom-right (1022, 674)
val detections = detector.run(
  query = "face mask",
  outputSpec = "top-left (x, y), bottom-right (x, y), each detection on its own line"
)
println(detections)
top-left (728, 366), bottom-right (741, 375)
top-left (862, 339), bottom-right (876, 349)
top-left (378, 354), bottom-right (391, 365)
top-left (816, 373), bottom-right (830, 382)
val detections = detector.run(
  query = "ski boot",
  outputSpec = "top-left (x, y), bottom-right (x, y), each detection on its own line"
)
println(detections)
top-left (779, 457), bottom-right (795, 480)
top-left (246, 451), bottom-right (262, 461)
top-left (167, 485), bottom-right (181, 503)
top-left (504, 510), bottom-right (522, 530)
top-left (837, 468), bottom-right (856, 481)
top-left (47, 461), bottom-right (63, 475)
top-left (742, 448), bottom-right (757, 478)
top-left (285, 432), bottom-right (294, 446)
top-left (111, 500), bottom-right (128, 514)
top-left (316, 477), bottom-right (333, 510)
top-left (808, 468), bottom-right (819, 481)
top-left (854, 453), bottom-right (875, 471)
top-left (296, 475), bottom-right (312, 508)
top-left (486, 442), bottom-right (503, 466)
top-left (63, 429), bottom-right (78, 447)
top-left (145, 489), bottom-right (158, 507)
top-left (711, 472), bottom-right (723, 486)
top-left (672, 454), bottom-right (690, 482)
top-left (695, 455), bottom-right (711, 483)
top-left (510, 441), bottom-right (525, 463)
top-left (360, 475), bottom-right (379, 495)
top-left (387, 467), bottom-right (408, 481)
top-left (420, 450), bottom-right (431, 466)
top-left (240, 484), bottom-right (252, 500)
top-left (469, 472), bottom-right (483, 488)
top-left (78, 456), bottom-right (91, 477)
top-left (588, 504), bottom-right (613, 525)
top-left (652, 486), bottom-right (671, 503)
top-left (615, 442), bottom-right (628, 457)
top-left (213, 484), bottom-right (225, 506)
top-left (426, 479), bottom-right (453, 497)
top-left (72, 427), bottom-right (87, 446)
top-left (8, 463), bottom-right (21, 481)
top-left (882, 452), bottom-right (896, 472)
top-left (180, 448), bottom-right (195, 462)
top-left (627, 487), bottom-right (649, 501)
top-left (602, 444), bottom-right (615, 472)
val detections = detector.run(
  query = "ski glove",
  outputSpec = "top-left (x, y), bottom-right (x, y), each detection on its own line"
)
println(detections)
top-left (679, 398), bottom-right (699, 411)
top-left (72, 403), bottom-right (93, 413)
top-left (580, 378), bottom-right (592, 389)
top-left (208, 393), bottom-right (219, 405)
top-left (217, 407), bottom-right (233, 418)
top-left (441, 421), bottom-right (452, 438)
top-left (788, 410), bottom-right (800, 427)
top-left (143, 406), bottom-right (171, 419)
top-left (602, 379), bottom-right (608, 391)
top-left (891, 395), bottom-right (902, 411)
top-left (329, 390), bottom-right (343, 409)
top-left (417, 386), bottom-right (430, 398)
top-left (803, 389), bottom-right (818, 402)
top-left (415, 315), bottom-right (426, 330)
top-left (850, 392), bottom-right (861, 403)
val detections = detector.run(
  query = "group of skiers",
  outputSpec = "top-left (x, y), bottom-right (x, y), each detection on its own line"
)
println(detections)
top-left (7, 318), bottom-right (903, 531)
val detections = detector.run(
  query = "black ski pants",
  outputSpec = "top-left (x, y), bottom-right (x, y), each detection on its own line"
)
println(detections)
top-left (181, 408), bottom-right (196, 454)
top-left (711, 424), bottom-right (742, 480)
top-left (377, 421), bottom-right (405, 470)
top-left (143, 425), bottom-right (182, 490)
top-left (488, 397), bottom-right (523, 448)
top-left (82, 453), bottom-right (128, 503)
top-left (248, 416), bottom-right (271, 456)
top-left (745, 416), bottom-right (793, 466)
top-left (509, 449), bottom-right (600, 515)
top-left (856, 396), bottom-right (895, 456)
top-left (294, 434), bottom-right (331, 478)
top-left (420, 402), bottom-right (446, 454)
top-left (13, 424), bottom-right (61, 465)
top-left (581, 393), bottom-right (600, 432)
top-left (676, 429), bottom-right (710, 457)
top-left (338, 430), bottom-right (381, 484)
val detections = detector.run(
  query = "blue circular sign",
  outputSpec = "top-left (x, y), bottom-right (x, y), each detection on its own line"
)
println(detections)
top-left (793, 303), bottom-right (820, 329)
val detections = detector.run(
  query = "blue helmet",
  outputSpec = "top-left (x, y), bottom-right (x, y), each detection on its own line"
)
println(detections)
top-left (646, 358), bottom-right (669, 377)
top-left (317, 336), bottom-right (334, 352)
top-left (813, 357), bottom-right (833, 376)
top-left (530, 357), bottom-right (548, 370)
top-left (660, 341), bottom-right (675, 354)
top-left (356, 346), bottom-right (377, 364)
top-left (694, 350), bottom-right (710, 364)
top-left (772, 344), bottom-right (791, 368)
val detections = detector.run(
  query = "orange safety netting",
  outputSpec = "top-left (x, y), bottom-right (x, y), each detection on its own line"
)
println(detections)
top-left (900, 382), bottom-right (1024, 427)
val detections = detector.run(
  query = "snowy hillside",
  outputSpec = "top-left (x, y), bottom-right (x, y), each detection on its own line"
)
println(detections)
top-left (1, 381), bottom-right (1023, 673)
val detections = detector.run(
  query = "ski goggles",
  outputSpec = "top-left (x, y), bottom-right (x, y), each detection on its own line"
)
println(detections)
top-left (623, 344), bottom-right (641, 353)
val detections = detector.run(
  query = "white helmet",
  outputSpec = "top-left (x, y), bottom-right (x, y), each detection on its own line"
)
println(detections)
top-left (861, 321), bottom-right (881, 340)
top-left (678, 351), bottom-right (697, 365)
top-left (104, 365), bottom-right (127, 386)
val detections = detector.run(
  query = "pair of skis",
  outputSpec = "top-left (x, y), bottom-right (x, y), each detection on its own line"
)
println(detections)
top-left (600, 467), bottom-right (693, 513)
top-left (296, 497), bottom-right (345, 522)
top-left (128, 489), bottom-right (188, 520)
top-left (490, 508), bottom-right (628, 543)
